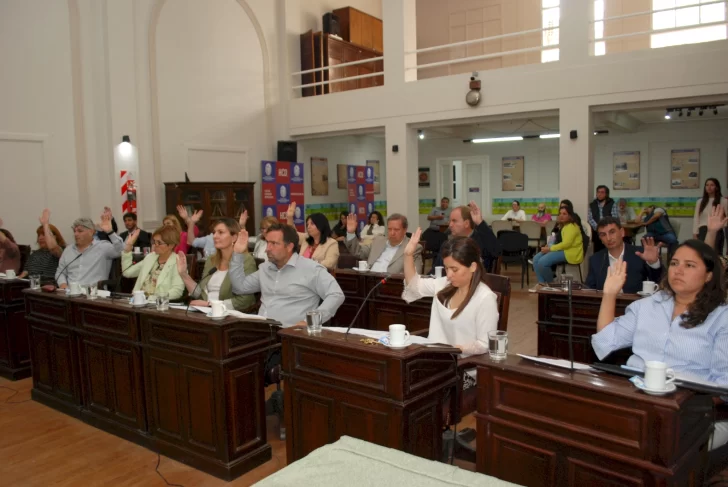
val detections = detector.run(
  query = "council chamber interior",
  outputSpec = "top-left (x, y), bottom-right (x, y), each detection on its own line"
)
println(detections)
top-left (1, 1), bottom-right (728, 486)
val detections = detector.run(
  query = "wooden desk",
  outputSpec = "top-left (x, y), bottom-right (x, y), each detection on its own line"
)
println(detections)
top-left (279, 328), bottom-right (459, 463)
top-left (537, 289), bottom-right (640, 363)
top-left (331, 270), bottom-right (432, 333)
top-left (0, 278), bottom-right (31, 379)
top-left (24, 290), bottom-right (279, 480)
top-left (473, 355), bottom-right (712, 486)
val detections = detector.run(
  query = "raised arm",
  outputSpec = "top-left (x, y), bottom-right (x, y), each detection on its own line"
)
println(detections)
top-left (98, 212), bottom-right (124, 257)
top-left (39, 209), bottom-right (63, 258)
top-left (403, 228), bottom-right (421, 285)
top-left (705, 205), bottom-right (728, 249)
top-left (229, 229), bottom-right (262, 295)
top-left (175, 250), bottom-right (199, 295)
top-left (286, 202), bottom-right (296, 226)
top-left (596, 260), bottom-right (627, 332)
top-left (344, 213), bottom-right (370, 259)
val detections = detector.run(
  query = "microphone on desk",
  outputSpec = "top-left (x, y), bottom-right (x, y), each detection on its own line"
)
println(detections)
top-left (185, 267), bottom-right (217, 316)
top-left (345, 275), bottom-right (390, 337)
top-left (109, 260), bottom-right (144, 299)
top-left (566, 277), bottom-right (574, 370)
top-left (55, 254), bottom-right (82, 289)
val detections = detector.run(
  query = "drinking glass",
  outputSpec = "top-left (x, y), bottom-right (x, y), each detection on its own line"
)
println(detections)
top-left (29, 275), bottom-right (41, 290)
top-left (561, 273), bottom-right (574, 291)
top-left (156, 292), bottom-right (170, 311)
top-left (488, 330), bottom-right (508, 360)
top-left (306, 310), bottom-right (322, 334)
top-left (88, 284), bottom-right (98, 300)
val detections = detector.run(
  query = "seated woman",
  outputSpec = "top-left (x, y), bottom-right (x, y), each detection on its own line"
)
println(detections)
top-left (0, 217), bottom-right (20, 274)
top-left (361, 211), bottom-right (385, 243)
top-left (531, 206), bottom-right (584, 292)
top-left (177, 217), bottom-right (256, 311)
top-left (402, 229), bottom-right (499, 388)
top-left (20, 209), bottom-right (65, 280)
top-left (592, 240), bottom-right (728, 449)
top-left (165, 208), bottom-right (199, 254)
top-left (253, 216), bottom-right (278, 261)
top-left (121, 225), bottom-right (185, 300)
top-left (705, 205), bottom-right (728, 273)
top-left (331, 211), bottom-right (349, 242)
top-left (286, 203), bottom-right (339, 271)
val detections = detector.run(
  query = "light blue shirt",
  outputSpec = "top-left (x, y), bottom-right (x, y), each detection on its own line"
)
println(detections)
top-left (191, 234), bottom-right (216, 256)
top-left (56, 234), bottom-right (124, 286)
top-left (370, 240), bottom-right (402, 273)
top-left (592, 291), bottom-right (728, 384)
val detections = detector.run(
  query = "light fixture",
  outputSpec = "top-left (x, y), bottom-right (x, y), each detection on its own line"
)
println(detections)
top-left (471, 136), bottom-right (524, 144)
top-left (539, 133), bottom-right (560, 139)
top-left (418, 130), bottom-right (424, 140)
top-left (119, 135), bottom-right (132, 157)
top-left (664, 110), bottom-right (671, 120)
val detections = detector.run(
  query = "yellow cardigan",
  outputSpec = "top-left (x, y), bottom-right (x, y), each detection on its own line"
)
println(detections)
top-left (550, 223), bottom-right (584, 264)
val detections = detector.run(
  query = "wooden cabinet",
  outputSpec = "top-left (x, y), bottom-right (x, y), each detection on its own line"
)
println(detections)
top-left (333, 7), bottom-right (383, 53)
top-left (0, 279), bottom-right (31, 379)
top-left (164, 182), bottom-right (256, 237)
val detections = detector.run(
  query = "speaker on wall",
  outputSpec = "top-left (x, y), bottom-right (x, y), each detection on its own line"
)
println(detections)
top-left (323, 13), bottom-right (340, 36)
top-left (277, 140), bottom-right (298, 162)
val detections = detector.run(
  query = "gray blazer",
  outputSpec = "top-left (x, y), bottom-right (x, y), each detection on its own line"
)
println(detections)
top-left (345, 236), bottom-right (423, 274)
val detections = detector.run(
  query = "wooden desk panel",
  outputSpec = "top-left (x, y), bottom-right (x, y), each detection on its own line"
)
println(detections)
top-left (473, 355), bottom-right (712, 487)
top-left (0, 279), bottom-right (31, 379)
top-left (537, 289), bottom-right (640, 363)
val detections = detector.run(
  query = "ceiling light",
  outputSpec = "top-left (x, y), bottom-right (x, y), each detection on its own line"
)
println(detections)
top-left (471, 136), bottom-right (524, 144)
top-left (418, 129), bottom-right (424, 140)
top-left (539, 133), bottom-right (560, 139)
top-left (664, 111), bottom-right (671, 120)
top-left (119, 135), bottom-right (132, 157)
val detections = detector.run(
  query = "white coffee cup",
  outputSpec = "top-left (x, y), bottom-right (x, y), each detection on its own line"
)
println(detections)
top-left (642, 281), bottom-right (659, 294)
top-left (210, 300), bottom-right (228, 318)
top-left (69, 282), bottom-right (82, 295)
top-left (133, 246), bottom-right (141, 253)
top-left (5, 269), bottom-right (16, 279)
top-left (644, 361), bottom-right (676, 390)
top-left (132, 290), bottom-right (146, 305)
top-left (435, 266), bottom-right (444, 278)
top-left (389, 324), bottom-right (410, 347)
top-left (358, 260), bottom-right (368, 271)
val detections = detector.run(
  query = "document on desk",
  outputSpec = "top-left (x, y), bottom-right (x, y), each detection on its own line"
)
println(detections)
top-left (326, 327), bottom-right (434, 345)
top-left (517, 354), bottom-right (593, 371)
top-left (190, 305), bottom-right (268, 320)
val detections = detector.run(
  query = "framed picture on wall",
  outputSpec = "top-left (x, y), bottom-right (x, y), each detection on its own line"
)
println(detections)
top-left (613, 151), bottom-right (640, 190)
top-left (670, 149), bottom-right (700, 189)
top-left (310, 157), bottom-right (329, 196)
top-left (366, 160), bottom-right (380, 194)
top-left (502, 156), bottom-right (524, 191)
top-left (418, 168), bottom-right (430, 187)
top-left (336, 164), bottom-right (349, 189)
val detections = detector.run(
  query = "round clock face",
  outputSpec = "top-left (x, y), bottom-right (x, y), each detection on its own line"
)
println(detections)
top-left (466, 90), bottom-right (481, 107)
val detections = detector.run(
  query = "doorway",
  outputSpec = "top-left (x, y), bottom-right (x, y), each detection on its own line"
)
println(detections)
top-left (437, 156), bottom-right (489, 214)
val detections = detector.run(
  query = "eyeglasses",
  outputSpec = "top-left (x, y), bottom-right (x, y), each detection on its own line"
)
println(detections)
top-left (152, 240), bottom-right (168, 246)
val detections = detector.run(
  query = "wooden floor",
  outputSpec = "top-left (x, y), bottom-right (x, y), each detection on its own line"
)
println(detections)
top-left (0, 267), bottom-right (537, 486)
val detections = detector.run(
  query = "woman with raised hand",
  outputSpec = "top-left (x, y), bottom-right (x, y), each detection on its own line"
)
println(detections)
top-left (285, 202), bottom-right (339, 270)
top-left (704, 205), bottom-right (728, 273)
top-left (176, 215), bottom-right (257, 311)
top-left (121, 225), bottom-right (185, 300)
top-left (692, 178), bottom-right (728, 252)
top-left (20, 209), bottom-right (66, 280)
top-left (402, 228), bottom-right (499, 388)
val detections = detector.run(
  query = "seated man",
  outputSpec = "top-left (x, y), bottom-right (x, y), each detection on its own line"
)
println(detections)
top-left (229, 222), bottom-right (344, 327)
top-left (585, 217), bottom-right (661, 294)
top-left (639, 205), bottom-right (679, 255)
top-left (345, 213), bottom-right (422, 274)
top-left (501, 200), bottom-right (526, 225)
top-left (427, 197), bottom-right (451, 231)
top-left (56, 213), bottom-right (124, 287)
top-left (432, 202), bottom-right (500, 273)
top-left (119, 212), bottom-right (152, 249)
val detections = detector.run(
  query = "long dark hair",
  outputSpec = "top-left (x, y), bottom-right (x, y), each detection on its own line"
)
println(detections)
top-left (334, 211), bottom-right (348, 229)
top-left (368, 211), bottom-right (384, 226)
top-left (698, 178), bottom-right (723, 215)
top-left (436, 237), bottom-right (488, 319)
top-left (0, 229), bottom-right (16, 243)
top-left (305, 213), bottom-right (331, 246)
top-left (661, 239), bottom-right (726, 329)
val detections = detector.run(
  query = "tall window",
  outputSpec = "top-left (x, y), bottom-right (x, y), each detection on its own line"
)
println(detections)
top-left (651, 0), bottom-right (727, 48)
top-left (542, 0), bottom-right (560, 62)
top-left (594, 0), bottom-right (606, 55)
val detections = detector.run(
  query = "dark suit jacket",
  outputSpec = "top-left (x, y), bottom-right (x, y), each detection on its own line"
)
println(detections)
top-left (585, 244), bottom-right (663, 294)
top-left (430, 221), bottom-right (501, 273)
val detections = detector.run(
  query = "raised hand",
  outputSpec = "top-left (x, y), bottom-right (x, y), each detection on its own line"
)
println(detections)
top-left (176, 205), bottom-right (189, 222)
top-left (636, 236), bottom-right (659, 264)
top-left (603, 259), bottom-right (627, 295)
top-left (99, 210), bottom-right (113, 233)
top-left (404, 227), bottom-right (421, 256)
top-left (238, 209), bottom-right (248, 228)
top-left (708, 205), bottom-right (728, 232)
top-left (468, 200), bottom-right (483, 226)
top-left (233, 229), bottom-right (249, 254)
top-left (346, 213), bottom-right (358, 234)
top-left (39, 208), bottom-right (51, 226)
top-left (125, 228), bottom-right (141, 249)
top-left (103, 206), bottom-right (113, 218)
top-left (176, 250), bottom-right (188, 275)
top-left (286, 202), bottom-right (296, 223)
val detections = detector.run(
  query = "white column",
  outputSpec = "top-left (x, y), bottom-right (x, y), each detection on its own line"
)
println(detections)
top-left (559, 100), bottom-right (593, 217)
top-left (559, 0), bottom-right (591, 64)
top-left (385, 121), bottom-right (419, 229)
top-left (382, 0), bottom-right (417, 86)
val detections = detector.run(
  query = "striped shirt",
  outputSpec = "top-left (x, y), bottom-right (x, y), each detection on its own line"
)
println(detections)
top-left (25, 249), bottom-right (61, 279)
top-left (592, 291), bottom-right (728, 384)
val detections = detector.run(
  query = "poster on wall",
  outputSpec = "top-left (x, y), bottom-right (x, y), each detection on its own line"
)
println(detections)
top-left (336, 164), bottom-right (349, 189)
top-left (261, 160), bottom-right (305, 231)
top-left (310, 157), bottom-right (329, 196)
top-left (502, 156), bottom-right (524, 191)
top-left (613, 151), bottom-right (640, 190)
top-left (366, 160), bottom-right (381, 194)
top-left (670, 149), bottom-right (700, 189)
top-left (418, 168), bottom-right (430, 188)
top-left (348, 165), bottom-right (374, 233)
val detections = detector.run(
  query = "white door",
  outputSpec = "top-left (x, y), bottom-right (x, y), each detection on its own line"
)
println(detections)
top-left (438, 157), bottom-right (488, 213)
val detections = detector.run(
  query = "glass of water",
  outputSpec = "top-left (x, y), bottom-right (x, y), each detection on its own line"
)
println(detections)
top-left (155, 292), bottom-right (169, 311)
top-left (306, 310), bottom-right (322, 334)
top-left (29, 275), bottom-right (41, 290)
top-left (561, 273), bottom-right (574, 291)
top-left (488, 330), bottom-right (508, 360)
top-left (87, 284), bottom-right (98, 300)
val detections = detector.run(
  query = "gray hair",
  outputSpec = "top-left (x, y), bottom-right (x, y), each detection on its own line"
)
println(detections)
top-left (72, 217), bottom-right (95, 230)
top-left (618, 198), bottom-right (628, 204)
top-left (387, 213), bottom-right (408, 229)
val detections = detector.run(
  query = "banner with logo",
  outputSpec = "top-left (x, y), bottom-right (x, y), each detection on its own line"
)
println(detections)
top-left (261, 160), bottom-right (305, 231)
top-left (347, 165), bottom-right (374, 234)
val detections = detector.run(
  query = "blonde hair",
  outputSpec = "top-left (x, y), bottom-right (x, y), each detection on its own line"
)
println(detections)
top-left (209, 218), bottom-right (240, 268)
top-left (152, 225), bottom-right (180, 247)
top-left (260, 216), bottom-right (278, 231)
top-left (162, 214), bottom-right (182, 233)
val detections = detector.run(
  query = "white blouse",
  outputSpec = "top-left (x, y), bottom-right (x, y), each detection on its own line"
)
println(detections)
top-left (205, 269), bottom-right (233, 309)
top-left (361, 224), bottom-right (386, 238)
top-left (693, 197), bottom-right (728, 235)
top-left (402, 274), bottom-right (499, 358)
